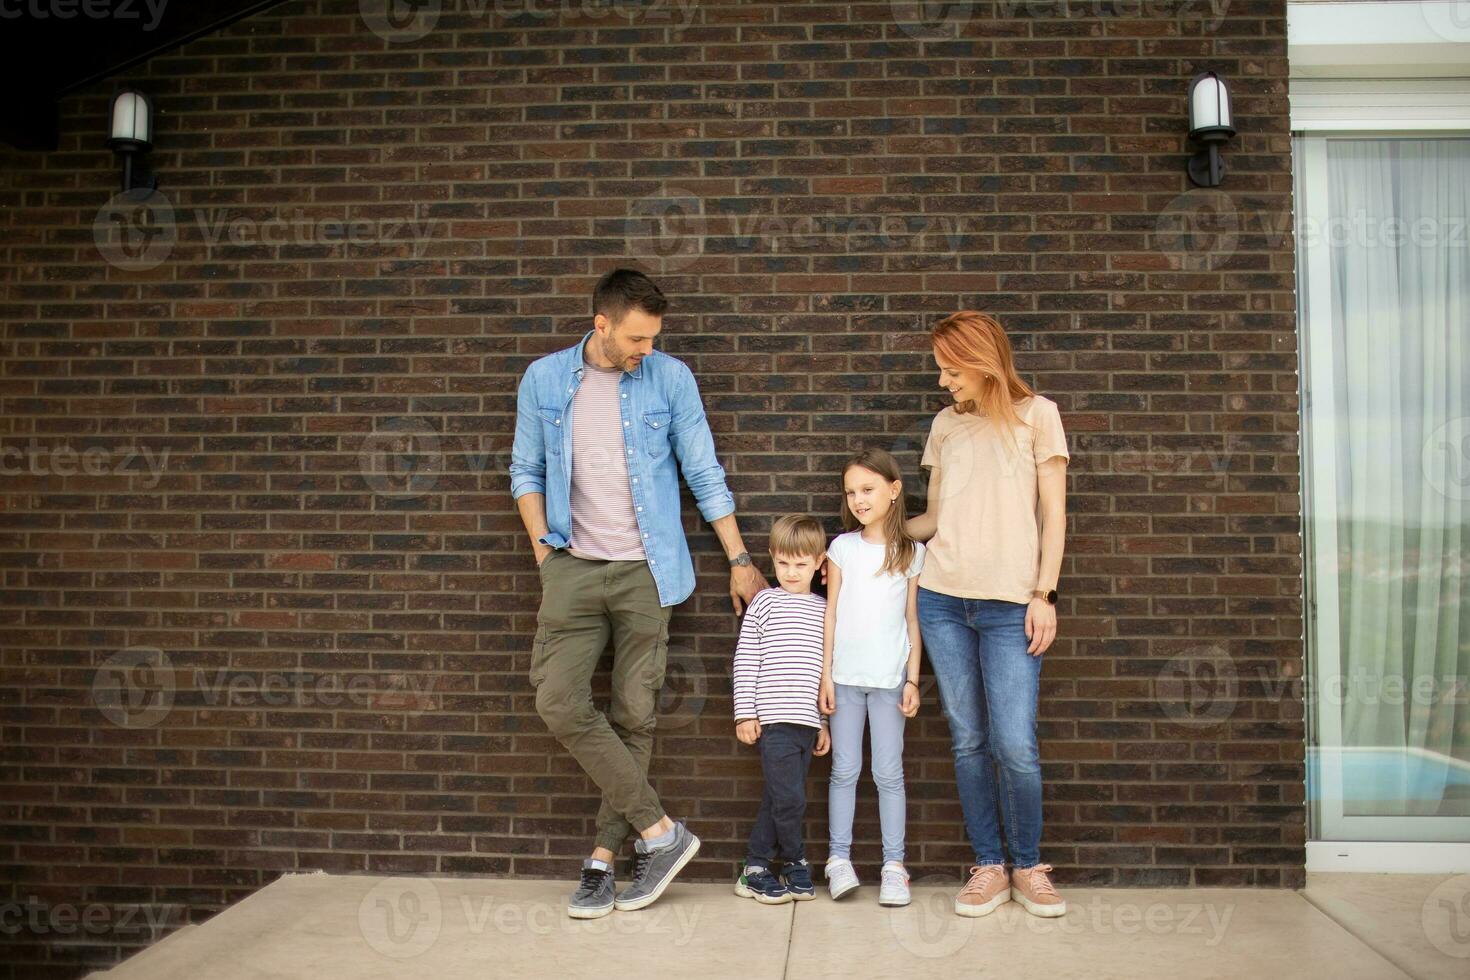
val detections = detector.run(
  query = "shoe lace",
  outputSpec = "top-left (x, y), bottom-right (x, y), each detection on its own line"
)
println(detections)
top-left (578, 865), bottom-right (609, 892)
top-left (959, 864), bottom-right (1006, 897)
top-left (628, 849), bottom-right (653, 884)
top-left (881, 865), bottom-right (908, 888)
top-left (1016, 863), bottom-right (1059, 899)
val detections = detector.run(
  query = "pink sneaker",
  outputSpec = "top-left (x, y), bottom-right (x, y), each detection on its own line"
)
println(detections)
top-left (1011, 863), bottom-right (1066, 917)
top-left (954, 863), bottom-right (1010, 917)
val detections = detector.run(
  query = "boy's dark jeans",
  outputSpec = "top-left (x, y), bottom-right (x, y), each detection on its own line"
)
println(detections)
top-left (746, 722), bottom-right (819, 866)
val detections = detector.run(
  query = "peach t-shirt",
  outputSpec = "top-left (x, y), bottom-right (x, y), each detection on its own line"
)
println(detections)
top-left (918, 395), bottom-right (1069, 604)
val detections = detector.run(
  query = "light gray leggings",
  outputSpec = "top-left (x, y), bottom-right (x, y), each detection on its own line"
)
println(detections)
top-left (827, 681), bottom-right (907, 864)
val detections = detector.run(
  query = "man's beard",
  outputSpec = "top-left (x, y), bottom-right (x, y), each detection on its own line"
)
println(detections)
top-left (602, 336), bottom-right (630, 367)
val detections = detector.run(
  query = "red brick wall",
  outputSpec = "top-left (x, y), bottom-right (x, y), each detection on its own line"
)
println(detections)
top-left (0, 0), bottom-right (1302, 974)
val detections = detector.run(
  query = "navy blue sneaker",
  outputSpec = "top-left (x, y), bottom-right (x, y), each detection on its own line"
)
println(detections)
top-left (781, 858), bottom-right (816, 900)
top-left (734, 863), bottom-right (792, 905)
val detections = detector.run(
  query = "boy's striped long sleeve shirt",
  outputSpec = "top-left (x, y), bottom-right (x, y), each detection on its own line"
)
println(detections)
top-left (731, 587), bottom-right (827, 730)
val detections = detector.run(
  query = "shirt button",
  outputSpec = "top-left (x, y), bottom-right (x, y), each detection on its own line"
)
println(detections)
top-left (637, 506), bottom-right (642, 511)
top-left (621, 393), bottom-right (627, 398)
top-left (624, 421), bottom-right (629, 427)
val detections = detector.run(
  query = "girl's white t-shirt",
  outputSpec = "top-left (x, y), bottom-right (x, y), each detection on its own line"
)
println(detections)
top-left (826, 530), bottom-right (925, 688)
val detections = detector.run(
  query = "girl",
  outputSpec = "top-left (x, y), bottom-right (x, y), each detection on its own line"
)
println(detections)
top-left (906, 310), bottom-right (1069, 919)
top-left (820, 447), bottom-right (925, 907)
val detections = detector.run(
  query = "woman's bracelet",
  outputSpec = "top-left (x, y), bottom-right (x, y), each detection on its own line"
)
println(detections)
top-left (904, 679), bottom-right (919, 689)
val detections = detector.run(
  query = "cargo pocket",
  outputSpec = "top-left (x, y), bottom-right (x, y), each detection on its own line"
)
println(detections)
top-left (645, 606), bottom-right (672, 692)
top-left (529, 624), bottom-right (549, 689)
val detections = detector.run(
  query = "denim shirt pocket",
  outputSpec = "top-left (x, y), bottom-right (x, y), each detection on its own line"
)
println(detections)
top-left (537, 406), bottom-right (563, 454)
top-left (642, 409), bottom-right (672, 459)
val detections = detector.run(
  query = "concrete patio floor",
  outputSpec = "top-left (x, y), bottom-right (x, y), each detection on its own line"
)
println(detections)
top-left (84, 871), bottom-right (1469, 980)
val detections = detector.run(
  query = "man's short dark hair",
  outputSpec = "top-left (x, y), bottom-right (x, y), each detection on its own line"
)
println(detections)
top-left (593, 268), bottom-right (668, 324)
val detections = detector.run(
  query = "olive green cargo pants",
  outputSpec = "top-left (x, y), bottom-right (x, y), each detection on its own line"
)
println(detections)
top-left (531, 549), bottom-right (673, 854)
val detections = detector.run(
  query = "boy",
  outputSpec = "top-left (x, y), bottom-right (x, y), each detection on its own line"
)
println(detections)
top-left (731, 514), bottom-right (831, 904)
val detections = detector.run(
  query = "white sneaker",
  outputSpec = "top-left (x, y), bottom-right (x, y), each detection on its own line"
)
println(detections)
top-left (879, 861), bottom-right (911, 907)
top-left (825, 857), bottom-right (860, 900)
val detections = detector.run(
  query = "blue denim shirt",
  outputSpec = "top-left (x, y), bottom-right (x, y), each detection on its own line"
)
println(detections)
top-left (509, 330), bottom-right (737, 607)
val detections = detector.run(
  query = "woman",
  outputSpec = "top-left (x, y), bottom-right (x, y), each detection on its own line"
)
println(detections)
top-left (904, 310), bottom-right (1069, 919)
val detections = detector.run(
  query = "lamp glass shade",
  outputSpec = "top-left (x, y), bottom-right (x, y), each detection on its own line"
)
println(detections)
top-left (109, 91), bottom-right (152, 146)
top-left (1188, 73), bottom-right (1231, 134)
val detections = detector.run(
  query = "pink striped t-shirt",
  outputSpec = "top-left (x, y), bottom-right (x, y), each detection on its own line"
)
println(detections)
top-left (566, 355), bottom-right (646, 561)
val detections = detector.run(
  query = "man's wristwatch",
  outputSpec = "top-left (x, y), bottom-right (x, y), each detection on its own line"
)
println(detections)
top-left (730, 552), bottom-right (753, 568)
top-left (1033, 588), bottom-right (1058, 605)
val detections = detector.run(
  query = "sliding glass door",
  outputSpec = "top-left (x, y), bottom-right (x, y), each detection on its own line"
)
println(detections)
top-left (1296, 134), bottom-right (1470, 844)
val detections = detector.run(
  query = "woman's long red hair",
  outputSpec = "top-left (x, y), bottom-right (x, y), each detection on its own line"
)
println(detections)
top-left (931, 310), bottom-right (1035, 449)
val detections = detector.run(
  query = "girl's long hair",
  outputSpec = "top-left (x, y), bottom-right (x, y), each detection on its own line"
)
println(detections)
top-left (839, 447), bottom-right (918, 579)
top-left (931, 310), bottom-right (1035, 452)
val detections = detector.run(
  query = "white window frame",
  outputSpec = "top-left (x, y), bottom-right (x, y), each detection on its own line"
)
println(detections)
top-left (1297, 129), bottom-right (1470, 874)
top-left (1290, 1), bottom-right (1470, 873)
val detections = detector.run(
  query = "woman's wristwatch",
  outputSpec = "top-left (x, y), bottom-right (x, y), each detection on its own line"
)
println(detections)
top-left (730, 552), bottom-right (753, 568)
top-left (1032, 588), bottom-right (1058, 605)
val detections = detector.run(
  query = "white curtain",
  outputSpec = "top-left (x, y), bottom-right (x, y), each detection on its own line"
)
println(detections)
top-left (1323, 137), bottom-right (1469, 817)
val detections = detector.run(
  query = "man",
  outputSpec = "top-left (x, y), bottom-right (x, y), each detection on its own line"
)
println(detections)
top-left (510, 268), bottom-right (769, 918)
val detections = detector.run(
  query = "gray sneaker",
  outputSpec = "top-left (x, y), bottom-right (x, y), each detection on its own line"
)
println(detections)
top-left (612, 821), bottom-right (701, 912)
top-left (568, 859), bottom-right (615, 919)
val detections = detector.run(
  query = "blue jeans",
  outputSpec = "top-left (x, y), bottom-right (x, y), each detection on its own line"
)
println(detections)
top-left (917, 587), bottom-right (1044, 868)
top-left (827, 682), bottom-right (907, 864)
